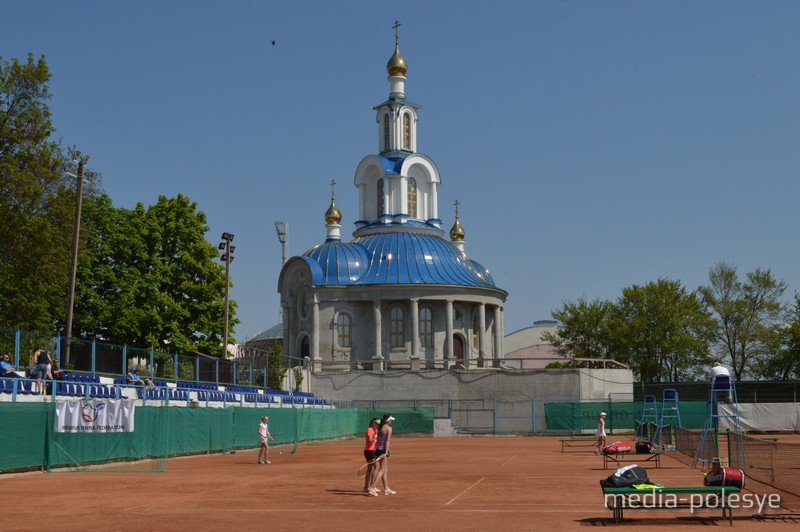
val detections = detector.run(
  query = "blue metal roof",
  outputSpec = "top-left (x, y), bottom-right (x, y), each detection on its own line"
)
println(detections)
top-left (304, 241), bottom-right (370, 285)
top-left (302, 232), bottom-right (502, 291)
top-left (377, 155), bottom-right (407, 174)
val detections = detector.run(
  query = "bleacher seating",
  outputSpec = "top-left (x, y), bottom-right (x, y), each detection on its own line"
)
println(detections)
top-left (2, 372), bottom-right (332, 407)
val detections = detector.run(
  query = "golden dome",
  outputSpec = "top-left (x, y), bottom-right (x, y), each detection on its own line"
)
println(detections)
top-left (387, 43), bottom-right (407, 77)
top-left (325, 178), bottom-right (342, 224)
top-left (325, 199), bottom-right (341, 224)
top-left (449, 217), bottom-right (465, 241)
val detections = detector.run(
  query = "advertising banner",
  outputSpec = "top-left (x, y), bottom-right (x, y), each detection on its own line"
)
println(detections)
top-left (55, 399), bottom-right (136, 433)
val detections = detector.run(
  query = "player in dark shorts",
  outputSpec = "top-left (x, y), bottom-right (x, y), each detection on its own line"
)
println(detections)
top-left (363, 418), bottom-right (381, 495)
top-left (369, 414), bottom-right (396, 495)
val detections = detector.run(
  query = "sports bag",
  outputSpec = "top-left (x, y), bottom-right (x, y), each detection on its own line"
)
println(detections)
top-left (635, 441), bottom-right (654, 453)
top-left (600, 464), bottom-right (650, 488)
top-left (602, 441), bottom-right (632, 455)
top-left (704, 467), bottom-right (745, 489)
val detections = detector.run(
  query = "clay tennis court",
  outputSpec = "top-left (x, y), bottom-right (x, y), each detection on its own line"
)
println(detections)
top-left (2, 435), bottom-right (799, 531)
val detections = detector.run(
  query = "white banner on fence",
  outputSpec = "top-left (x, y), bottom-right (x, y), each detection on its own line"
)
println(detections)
top-left (55, 399), bottom-right (136, 433)
top-left (718, 403), bottom-right (800, 432)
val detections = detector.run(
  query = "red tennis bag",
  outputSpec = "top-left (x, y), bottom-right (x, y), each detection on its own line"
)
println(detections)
top-left (602, 441), bottom-right (632, 455)
top-left (704, 467), bottom-right (745, 489)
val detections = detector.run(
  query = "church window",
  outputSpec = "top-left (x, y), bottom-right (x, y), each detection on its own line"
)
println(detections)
top-left (402, 113), bottom-right (411, 150)
top-left (408, 178), bottom-right (417, 218)
top-left (390, 307), bottom-right (404, 348)
top-left (377, 179), bottom-right (385, 215)
top-left (420, 307), bottom-right (433, 348)
top-left (336, 314), bottom-right (351, 348)
top-left (383, 115), bottom-right (390, 151)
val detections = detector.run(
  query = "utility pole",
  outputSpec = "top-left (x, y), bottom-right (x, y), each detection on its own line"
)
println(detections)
top-left (218, 232), bottom-right (235, 357)
top-left (64, 153), bottom-right (89, 367)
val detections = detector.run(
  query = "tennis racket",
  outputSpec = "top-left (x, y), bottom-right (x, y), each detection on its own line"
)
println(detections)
top-left (357, 454), bottom-right (385, 478)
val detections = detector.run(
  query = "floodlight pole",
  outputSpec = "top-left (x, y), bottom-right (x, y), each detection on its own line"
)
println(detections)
top-left (64, 153), bottom-right (89, 367)
top-left (219, 232), bottom-right (235, 357)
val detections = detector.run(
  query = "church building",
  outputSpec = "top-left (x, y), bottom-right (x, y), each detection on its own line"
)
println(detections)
top-left (277, 27), bottom-right (508, 370)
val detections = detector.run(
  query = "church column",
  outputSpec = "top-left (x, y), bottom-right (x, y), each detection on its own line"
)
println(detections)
top-left (493, 306), bottom-right (504, 367)
top-left (445, 300), bottom-right (454, 369)
top-left (282, 303), bottom-right (292, 366)
top-left (311, 299), bottom-right (320, 362)
top-left (478, 303), bottom-right (486, 368)
top-left (410, 298), bottom-right (420, 369)
top-left (372, 300), bottom-right (384, 371)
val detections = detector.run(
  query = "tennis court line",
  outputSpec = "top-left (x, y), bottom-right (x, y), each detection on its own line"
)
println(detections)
top-left (501, 455), bottom-right (517, 466)
top-left (446, 477), bottom-right (485, 506)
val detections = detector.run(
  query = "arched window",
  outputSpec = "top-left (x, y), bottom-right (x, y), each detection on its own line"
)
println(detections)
top-left (383, 115), bottom-right (390, 151)
top-left (419, 307), bottom-right (433, 348)
top-left (408, 178), bottom-right (417, 218)
top-left (377, 179), bottom-right (385, 216)
top-left (390, 307), bottom-right (404, 348)
top-left (402, 113), bottom-right (411, 150)
top-left (336, 314), bottom-right (351, 348)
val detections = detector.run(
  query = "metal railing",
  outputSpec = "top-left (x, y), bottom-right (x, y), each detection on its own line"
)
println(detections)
top-left (0, 327), bottom-right (284, 388)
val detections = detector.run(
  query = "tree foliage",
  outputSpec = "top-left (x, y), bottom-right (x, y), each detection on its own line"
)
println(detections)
top-left (698, 261), bottom-right (787, 380)
top-left (610, 278), bottom-right (714, 382)
top-left (1, 54), bottom-right (236, 358)
top-left (267, 342), bottom-right (287, 390)
top-left (75, 194), bottom-right (235, 356)
top-left (542, 297), bottom-right (615, 362)
top-left (0, 53), bottom-right (71, 331)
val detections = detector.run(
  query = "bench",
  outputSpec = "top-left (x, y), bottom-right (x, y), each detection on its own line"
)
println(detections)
top-left (603, 452), bottom-right (662, 470)
top-left (560, 438), bottom-right (596, 452)
top-left (602, 485), bottom-right (741, 525)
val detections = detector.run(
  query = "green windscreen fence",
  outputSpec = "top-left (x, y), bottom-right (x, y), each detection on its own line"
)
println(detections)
top-left (0, 402), bottom-right (434, 473)
top-left (544, 401), bottom-right (708, 433)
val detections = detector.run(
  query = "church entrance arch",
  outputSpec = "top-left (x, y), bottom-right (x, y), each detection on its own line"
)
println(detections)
top-left (453, 335), bottom-right (464, 366)
top-left (298, 334), bottom-right (310, 363)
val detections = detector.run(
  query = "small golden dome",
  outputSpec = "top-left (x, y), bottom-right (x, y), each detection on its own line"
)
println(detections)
top-left (450, 217), bottom-right (465, 241)
top-left (387, 43), bottom-right (407, 76)
top-left (325, 199), bottom-right (341, 224)
top-left (325, 178), bottom-right (341, 224)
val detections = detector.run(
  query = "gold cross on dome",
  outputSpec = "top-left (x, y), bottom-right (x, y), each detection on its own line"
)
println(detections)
top-left (393, 20), bottom-right (401, 45)
top-left (453, 199), bottom-right (460, 218)
top-left (330, 178), bottom-right (336, 199)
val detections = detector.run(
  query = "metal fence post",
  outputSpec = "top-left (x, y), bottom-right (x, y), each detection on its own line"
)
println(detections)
top-left (531, 399), bottom-right (536, 434)
top-left (91, 338), bottom-right (96, 375)
top-left (493, 399), bottom-right (497, 434)
top-left (14, 328), bottom-right (20, 366)
top-left (122, 344), bottom-right (127, 376)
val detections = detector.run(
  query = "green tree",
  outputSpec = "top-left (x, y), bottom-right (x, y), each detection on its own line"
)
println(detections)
top-left (542, 297), bottom-right (615, 363)
top-left (0, 54), bottom-right (73, 332)
top-left (74, 194), bottom-right (235, 356)
top-left (267, 342), bottom-right (286, 390)
top-left (610, 278), bottom-right (714, 382)
top-left (698, 261), bottom-right (787, 380)
top-left (757, 292), bottom-right (800, 380)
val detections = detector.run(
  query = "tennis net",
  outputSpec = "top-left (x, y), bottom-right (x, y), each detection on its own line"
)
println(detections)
top-left (730, 434), bottom-right (800, 498)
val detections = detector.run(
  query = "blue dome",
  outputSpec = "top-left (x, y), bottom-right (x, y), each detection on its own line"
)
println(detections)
top-left (303, 232), bottom-right (502, 291)
top-left (303, 241), bottom-right (370, 285)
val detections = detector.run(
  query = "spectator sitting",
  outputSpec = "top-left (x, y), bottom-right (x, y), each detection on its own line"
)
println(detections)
top-left (126, 368), bottom-right (155, 388)
top-left (1, 353), bottom-right (23, 379)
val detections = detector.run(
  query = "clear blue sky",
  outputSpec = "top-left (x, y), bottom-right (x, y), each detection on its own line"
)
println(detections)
top-left (4, 1), bottom-right (799, 341)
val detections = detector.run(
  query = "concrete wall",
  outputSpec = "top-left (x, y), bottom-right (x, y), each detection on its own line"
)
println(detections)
top-left (310, 367), bottom-right (633, 404)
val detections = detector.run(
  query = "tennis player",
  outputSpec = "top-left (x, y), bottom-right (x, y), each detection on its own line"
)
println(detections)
top-left (258, 416), bottom-right (274, 464)
top-left (369, 414), bottom-right (396, 495)
top-left (594, 412), bottom-right (607, 455)
top-left (363, 418), bottom-right (381, 496)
